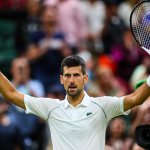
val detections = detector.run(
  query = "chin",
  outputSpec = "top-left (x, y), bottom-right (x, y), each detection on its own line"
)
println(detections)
top-left (67, 90), bottom-right (78, 96)
top-left (68, 92), bottom-right (77, 96)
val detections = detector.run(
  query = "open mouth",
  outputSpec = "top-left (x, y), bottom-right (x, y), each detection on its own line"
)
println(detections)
top-left (68, 86), bottom-right (77, 90)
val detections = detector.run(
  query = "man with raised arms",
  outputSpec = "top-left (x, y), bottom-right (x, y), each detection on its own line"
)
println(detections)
top-left (0, 55), bottom-right (150, 150)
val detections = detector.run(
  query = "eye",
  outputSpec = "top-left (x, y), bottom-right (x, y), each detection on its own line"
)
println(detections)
top-left (64, 74), bottom-right (71, 78)
top-left (74, 73), bottom-right (80, 77)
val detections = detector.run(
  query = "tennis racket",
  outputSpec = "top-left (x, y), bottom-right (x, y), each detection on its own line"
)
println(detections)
top-left (130, 0), bottom-right (150, 55)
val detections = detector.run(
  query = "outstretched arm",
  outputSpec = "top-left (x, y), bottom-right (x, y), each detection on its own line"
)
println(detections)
top-left (0, 71), bottom-right (25, 109)
top-left (124, 77), bottom-right (150, 111)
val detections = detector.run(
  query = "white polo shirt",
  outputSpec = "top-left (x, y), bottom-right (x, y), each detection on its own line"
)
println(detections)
top-left (24, 92), bottom-right (127, 150)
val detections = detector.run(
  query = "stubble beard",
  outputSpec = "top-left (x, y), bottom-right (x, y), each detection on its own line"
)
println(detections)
top-left (66, 80), bottom-right (85, 99)
top-left (67, 88), bottom-right (83, 99)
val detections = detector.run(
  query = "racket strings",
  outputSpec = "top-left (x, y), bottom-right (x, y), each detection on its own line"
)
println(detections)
top-left (131, 2), bottom-right (150, 54)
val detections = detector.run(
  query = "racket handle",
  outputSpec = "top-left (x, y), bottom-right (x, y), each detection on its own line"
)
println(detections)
top-left (146, 75), bottom-right (150, 87)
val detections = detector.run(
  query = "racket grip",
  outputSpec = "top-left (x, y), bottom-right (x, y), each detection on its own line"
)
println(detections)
top-left (146, 75), bottom-right (150, 87)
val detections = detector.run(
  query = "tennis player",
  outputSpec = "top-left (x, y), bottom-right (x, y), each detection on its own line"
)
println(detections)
top-left (0, 55), bottom-right (150, 150)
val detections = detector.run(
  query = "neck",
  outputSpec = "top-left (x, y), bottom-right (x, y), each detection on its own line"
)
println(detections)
top-left (67, 91), bottom-right (85, 107)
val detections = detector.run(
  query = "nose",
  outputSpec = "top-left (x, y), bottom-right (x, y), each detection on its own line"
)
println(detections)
top-left (69, 75), bottom-right (75, 83)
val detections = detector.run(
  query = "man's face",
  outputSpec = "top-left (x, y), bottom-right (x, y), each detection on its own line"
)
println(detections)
top-left (60, 66), bottom-right (88, 97)
top-left (11, 58), bottom-right (30, 83)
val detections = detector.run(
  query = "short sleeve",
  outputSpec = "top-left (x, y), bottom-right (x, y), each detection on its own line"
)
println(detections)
top-left (24, 94), bottom-right (61, 121)
top-left (95, 96), bottom-right (130, 122)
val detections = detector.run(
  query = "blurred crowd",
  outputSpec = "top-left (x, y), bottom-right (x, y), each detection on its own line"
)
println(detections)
top-left (0, 0), bottom-right (149, 150)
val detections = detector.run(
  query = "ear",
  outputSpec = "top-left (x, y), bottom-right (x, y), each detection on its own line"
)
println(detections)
top-left (60, 75), bottom-right (64, 84)
top-left (84, 74), bottom-right (88, 84)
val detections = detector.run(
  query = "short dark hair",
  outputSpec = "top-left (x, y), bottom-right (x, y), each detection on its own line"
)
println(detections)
top-left (61, 55), bottom-right (86, 75)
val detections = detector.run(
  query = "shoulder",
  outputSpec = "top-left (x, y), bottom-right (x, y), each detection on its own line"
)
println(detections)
top-left (24, 95), bottom-right (61, 106)
top-left (90, 96), bottom-right (124, 106)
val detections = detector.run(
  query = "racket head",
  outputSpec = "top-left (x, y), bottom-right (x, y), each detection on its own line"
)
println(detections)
top-left (130, 0), bottom-right (150, 55)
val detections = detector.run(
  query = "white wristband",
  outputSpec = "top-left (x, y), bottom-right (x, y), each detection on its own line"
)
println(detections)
top-left (146, 75), bottom-right (150, 87)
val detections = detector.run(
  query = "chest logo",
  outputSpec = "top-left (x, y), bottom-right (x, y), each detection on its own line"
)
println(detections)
top-left (86, 112), bottom-right (92, 116)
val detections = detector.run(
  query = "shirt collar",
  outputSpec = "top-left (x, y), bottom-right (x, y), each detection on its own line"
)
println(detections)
top-left (63, 91), bottom-right (91, 109)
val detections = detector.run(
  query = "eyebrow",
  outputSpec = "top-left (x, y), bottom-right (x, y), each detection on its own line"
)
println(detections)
top-left (64, 73), bottom-right (81, 76)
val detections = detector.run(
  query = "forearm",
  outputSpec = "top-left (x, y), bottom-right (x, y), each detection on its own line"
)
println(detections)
top-left (0, 71), bottom-right (25, 108)
top-left (124, 82), bottom-right (150, 111)
top-left (133, 83), bottom-right (150, 105)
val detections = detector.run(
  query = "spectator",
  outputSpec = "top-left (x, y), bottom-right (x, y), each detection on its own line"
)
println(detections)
top-left (25, 0), bottom-right (42, 34)
top-left (111, 28), bottom-right (145, 82)
top-left (106, 117), bottom-right (133, 150)
top-left (45, 0), bottom-right (88, 54)
top-left (10, 57), bottom-right (47, 150)
top-left (26, 6), bottom-right (71, 92)
top-left (93, 65), bottom-right (129, 96)
top-left (0, 96), bottom-right (23, 150)
top-left (117, 0), bottom-right (132, 27)
top-left (11, 57), bottom-right (45, 97)
top-left (81, 0), bottom-right (106, 38)
top-left (80, 0), bottom-right (106, 53)
top-left (17, 0), bottom-right (42, 55)
top-left (101, 0), bottom-right (127, 54)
